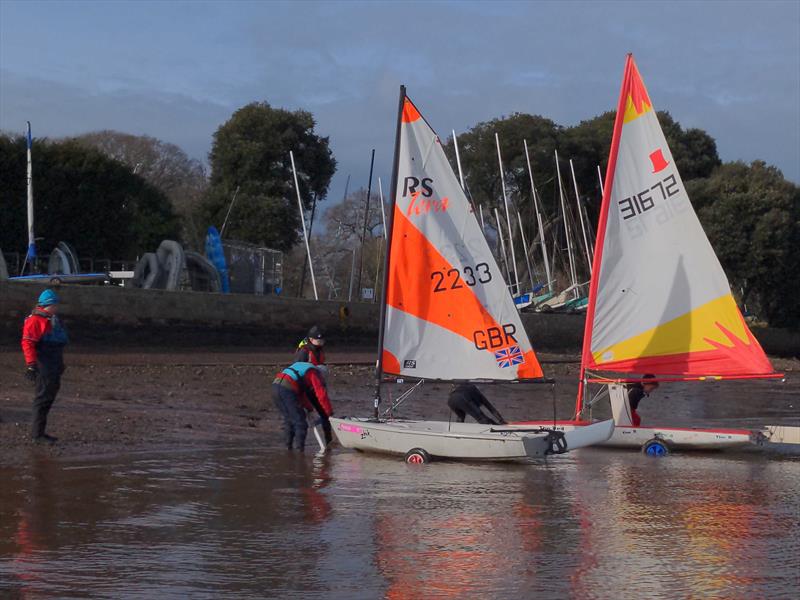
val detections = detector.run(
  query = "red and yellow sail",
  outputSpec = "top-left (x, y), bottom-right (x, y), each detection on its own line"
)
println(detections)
top-left (580, 55), bottom-right (775, 379)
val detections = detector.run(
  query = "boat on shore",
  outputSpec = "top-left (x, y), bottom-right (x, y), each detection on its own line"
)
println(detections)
top-left (522, 54), bottom-right (789, 455)
top-left (331, 88), bottom-right (613, 462)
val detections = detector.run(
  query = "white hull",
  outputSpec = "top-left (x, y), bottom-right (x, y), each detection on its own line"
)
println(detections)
top-left (515, 420), bottom-right (755, 450)
top-left (330, 417), bottom-right (614, 461)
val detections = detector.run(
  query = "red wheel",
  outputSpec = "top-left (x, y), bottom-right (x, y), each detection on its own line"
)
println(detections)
top-left (404, 448), bottom-right (431, 464)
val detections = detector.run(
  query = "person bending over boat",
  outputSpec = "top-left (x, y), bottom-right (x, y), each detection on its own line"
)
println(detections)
top-left (447, 383), bottom-right (506, 425)
top-left (21, 289), bottom-right (69, 444)
top-left (627, 374), bottom-right (659, 427)
top-left (294, 326), bottom-right (326, 366)
top-left (272, 362), bottom-right (333, 451)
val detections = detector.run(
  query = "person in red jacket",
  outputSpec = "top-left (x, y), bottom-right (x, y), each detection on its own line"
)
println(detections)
top-left (272, 362), bottom-right (333, 451)
top-left (21, 289), bottom-right (69, 444)
top-left (294, 325), bottom-right (326, 366)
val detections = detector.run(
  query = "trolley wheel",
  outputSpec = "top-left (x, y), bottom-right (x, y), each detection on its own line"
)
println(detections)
top-left (404, 448), bottom-right (431, 464)
top-left (642, 438), bottom-right (670, 457)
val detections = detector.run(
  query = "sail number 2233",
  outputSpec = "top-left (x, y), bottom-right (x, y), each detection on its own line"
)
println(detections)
top-left (431, 263), bottom-right (492, 292)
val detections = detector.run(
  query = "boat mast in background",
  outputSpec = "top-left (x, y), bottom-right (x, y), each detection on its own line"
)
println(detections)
top-left (517, 210), bottom-right (535, 292)
top-left (373, 177), bottom-right (389, 303)
top-left (555, 150), bottom-right (578, 298)
top-left (452, 129), bottom-right (466, 190)
top-left (494, 207), bottom-right (512, 286)
top-left (524, 140), bottom-right (553, 293)
top-left (290, 150), bottom-right (318, 300)
top-left (22, 121), bottom-right (36, 276)
top-left (596, 164), bottom-right (604, 194)
top-left (570, 158), bottom-right (593, 274)
top-left (495, 133), bottom-right (519, 295)
top-left (356, 149), bottom-right (376, 296)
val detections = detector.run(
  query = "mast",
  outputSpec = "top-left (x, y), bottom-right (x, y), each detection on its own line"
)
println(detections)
top-left (493, 208), bottom-right (512, 288)
top-left (374, 85), bottom-right (406, 418)
top-left (495, 133), bottom-right (519, 295)
top-left (517, 210), bottom-right (535, 293)
top-left (373, 177), bottom-right (388, 303)
top-left (555, 150), bottom-right (578, 299)
top-left (357, 149), bottom-right (376, 296)
top-left (23, 121), bottom-right (36, 275)
top-left (378, 177), bottom-right (388, 240)
top-left (452, 129), bottom-right (466, 190)
top-left (290, 150), bottom-right (318, 300)
top-left (524, 140), bottom-right (553, 293)
top-left (596, 164), bottom-right (604, 194)
top-left (570, 158), bottom-right (593, 275)
top-left (575, 55), bottom-right (633, 418)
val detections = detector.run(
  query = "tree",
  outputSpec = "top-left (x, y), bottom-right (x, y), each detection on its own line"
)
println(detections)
top-left (441, 110), bottom-right (723, 290)
top-left (688, 161), bottom-right (800, 327)
top-left (72, 130), bottom-right (208, 246)
top-left (198, 102), bottom-right (336, 252)
top-left (0, 134), bottom-right (179, 261)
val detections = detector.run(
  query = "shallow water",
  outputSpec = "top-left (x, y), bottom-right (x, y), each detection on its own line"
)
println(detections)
top-left (1, 442), bottom-right (798, 599)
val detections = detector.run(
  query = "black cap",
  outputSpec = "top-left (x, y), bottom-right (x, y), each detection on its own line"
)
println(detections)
top-left (642, 373), bottom-right (659, 386)
top-left (308, 325), bottom-right (325, 340)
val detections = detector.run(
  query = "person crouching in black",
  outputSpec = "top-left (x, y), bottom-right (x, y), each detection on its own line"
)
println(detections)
top-left (447, 383), bottom-right (506, 425)
top-left (627, 373), bottom-right (659, 427)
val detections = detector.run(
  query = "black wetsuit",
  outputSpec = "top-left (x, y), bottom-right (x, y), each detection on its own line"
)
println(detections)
top-left (627, 383), bottom-right (646, 411)
top-left (447, 384), bottom-right (505, 425)
top-left (627, 383), bottom-right (647, 427)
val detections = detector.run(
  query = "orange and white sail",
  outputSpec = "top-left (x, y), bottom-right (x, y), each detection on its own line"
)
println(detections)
top-left (381, 92), bottom-right (544, 381)
top-left (581, 55), bottom-right (774, 378)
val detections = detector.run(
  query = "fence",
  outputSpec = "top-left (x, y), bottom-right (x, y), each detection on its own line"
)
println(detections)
top-left (221, 240), bottom-right (282, 295)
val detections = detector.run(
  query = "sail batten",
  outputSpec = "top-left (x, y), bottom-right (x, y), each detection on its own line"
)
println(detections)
top-left (579, 55), bottom-right (775, 385)
top-left (382, 94), bottom-right (544, 382)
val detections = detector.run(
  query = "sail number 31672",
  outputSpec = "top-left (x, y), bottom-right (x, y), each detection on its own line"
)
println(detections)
top-left (431, 263), bottom-right (492, 292)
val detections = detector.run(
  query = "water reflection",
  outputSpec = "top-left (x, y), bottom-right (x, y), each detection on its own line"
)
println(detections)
top-left (0, 448), bottom-right (797, 599)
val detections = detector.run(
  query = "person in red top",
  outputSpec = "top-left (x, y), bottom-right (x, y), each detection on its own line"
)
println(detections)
top-left (21, 289), bottom-right (69, 444)
top-left (294, 325), bottom-right (326, 366)
top-left (272, 362), bottom-right (333, 451)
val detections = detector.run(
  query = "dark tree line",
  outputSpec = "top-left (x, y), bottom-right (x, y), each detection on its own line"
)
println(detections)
top-left (443, 111), bottom-right (798, 327)
top-left (1, 101), bottom-right (796, 327)
top-left (0, 134), bottom-right (179, 261)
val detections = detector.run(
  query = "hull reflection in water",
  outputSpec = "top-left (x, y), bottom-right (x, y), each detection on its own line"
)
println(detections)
top-left (0, 447), bottom-right (797, 598)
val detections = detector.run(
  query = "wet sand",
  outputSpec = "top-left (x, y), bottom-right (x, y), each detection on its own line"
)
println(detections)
top-left (1, 345), bottom-right (797, 465)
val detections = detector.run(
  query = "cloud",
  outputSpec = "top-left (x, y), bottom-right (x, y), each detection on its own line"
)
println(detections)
top-left (1, 0), bottom-right (797, 192)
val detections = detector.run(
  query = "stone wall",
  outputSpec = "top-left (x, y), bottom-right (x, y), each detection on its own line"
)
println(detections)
top-left (1, 281), bottom-right (796, 356)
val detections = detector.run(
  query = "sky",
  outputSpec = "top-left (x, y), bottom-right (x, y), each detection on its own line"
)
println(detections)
top-left (1, 0), bottom-right (799, 208)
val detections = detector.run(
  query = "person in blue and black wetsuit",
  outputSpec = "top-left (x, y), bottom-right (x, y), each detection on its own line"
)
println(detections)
top-left (272, 362), bottom-right (333, 451)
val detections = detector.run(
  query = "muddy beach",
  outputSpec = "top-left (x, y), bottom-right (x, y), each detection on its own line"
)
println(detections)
top-left (0, 345), bottom-right (587, 464)
top-left (1, 343), bottom-right (797, 465)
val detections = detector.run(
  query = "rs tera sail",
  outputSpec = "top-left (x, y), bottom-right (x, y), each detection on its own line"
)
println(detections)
top-left (381, 96), bottom-right (544, 381)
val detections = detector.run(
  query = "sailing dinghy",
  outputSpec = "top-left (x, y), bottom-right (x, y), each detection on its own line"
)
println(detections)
top-left (330, 88), bottom-right (614, 462)
top-left (519, 55), bottom-right (789, 453)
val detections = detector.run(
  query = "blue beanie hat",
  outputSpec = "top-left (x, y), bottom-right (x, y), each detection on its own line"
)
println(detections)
top-left (38, 289), bottom-right (60, 306)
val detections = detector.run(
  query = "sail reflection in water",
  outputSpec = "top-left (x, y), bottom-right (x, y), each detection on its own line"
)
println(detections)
top-left (0, 448), bottom-right (798, 598)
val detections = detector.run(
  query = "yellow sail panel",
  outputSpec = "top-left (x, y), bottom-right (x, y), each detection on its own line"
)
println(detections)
top-left (622, 60), bottom-right (653, 124)
top-left (593, 294), bottom-right (749, 363)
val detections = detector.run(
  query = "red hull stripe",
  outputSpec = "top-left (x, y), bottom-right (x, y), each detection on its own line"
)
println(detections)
top-left (512, 421), bottom-right (752, 436)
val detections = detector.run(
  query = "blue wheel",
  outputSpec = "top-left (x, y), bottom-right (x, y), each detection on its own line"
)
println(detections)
top-left (642, 439), bottom-right (670, 456)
